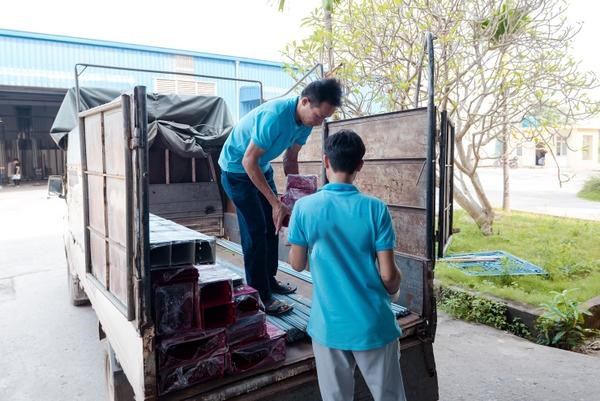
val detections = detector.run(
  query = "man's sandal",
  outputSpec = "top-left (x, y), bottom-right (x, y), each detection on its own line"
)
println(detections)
top-left (264, 299), bottom-right (293, 316)
top-left (272, 281), bottom-right (297, 295)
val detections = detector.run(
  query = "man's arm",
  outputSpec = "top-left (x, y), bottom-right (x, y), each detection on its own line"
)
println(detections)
top-left (242, 141), bottom-right (290, 233)
top-left (288, 244), bottom-right (308, 272)
top-left (283, 144), bottom-right (302, 175)
top-left (376, 250), bottom-right (401, 295)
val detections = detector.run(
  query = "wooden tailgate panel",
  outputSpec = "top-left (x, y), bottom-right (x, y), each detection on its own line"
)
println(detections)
top-left (79, 96), bottom-right (134, 318)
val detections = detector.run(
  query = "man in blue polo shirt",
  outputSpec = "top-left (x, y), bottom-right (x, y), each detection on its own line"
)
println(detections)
top-left (219, 79), bottom-right (342, 315)
top-left (287, 129), bottom-right (406, 401)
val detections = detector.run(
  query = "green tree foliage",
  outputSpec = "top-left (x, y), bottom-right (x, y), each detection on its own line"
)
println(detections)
top-left (283, 0), bottom-right (600, 234)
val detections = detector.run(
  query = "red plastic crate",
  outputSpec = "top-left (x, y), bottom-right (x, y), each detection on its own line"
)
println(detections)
top-left (197, 267), bottom-right (234, 306)
top-left (226, 322), bottom-right (286, 375)
top-left (226, 311), bottom-right (267, 346)
top-left (233, 285), bottom-right (261, 318)
top-left (152, 267), bottom-right (199, 335)
top-left (158, 352), bottom-right (226, 395)
top-left (158, 329), bottom-right (226, 370)
top-left (198, 302), bottom-right (236, 330)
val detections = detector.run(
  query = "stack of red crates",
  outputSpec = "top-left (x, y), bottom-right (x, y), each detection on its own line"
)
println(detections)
top-left (226, 284), bottom-right (287, 375)
top-left (153, 265), bottom-right (286, 395)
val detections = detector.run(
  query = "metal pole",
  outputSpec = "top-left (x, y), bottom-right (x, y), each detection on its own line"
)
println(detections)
top-left (321, 120), bottom-right (329, 186)
top-left (134, 86), bottom-right (152, 325)
top-left (73, 63), bottom-right (265, 113)
top-left (74, 65), bottom-right (83, 113)
top-left (424, 32), bottom-right (436, 261)
top-left (0, 122), bottom-right (6, 184)
top-left (437, 111), bottom-right (447, 259)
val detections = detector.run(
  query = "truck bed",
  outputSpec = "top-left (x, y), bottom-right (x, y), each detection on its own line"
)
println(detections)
top-left (158, 245), bottom-right (424, 400)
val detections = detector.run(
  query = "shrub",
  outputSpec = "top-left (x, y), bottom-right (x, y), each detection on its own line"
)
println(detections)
top-left (438, 287), bottom-right (530, 338)
top-left (577, 175), bottom-right (600, 202)
top-left (536, 289), bottom-right (598, 350)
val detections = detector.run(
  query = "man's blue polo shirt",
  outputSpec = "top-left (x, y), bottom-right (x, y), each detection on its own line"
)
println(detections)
top-left (218, 97), bottom-right (312, 173)
top-left (287, 182), bottom-right (402, 350)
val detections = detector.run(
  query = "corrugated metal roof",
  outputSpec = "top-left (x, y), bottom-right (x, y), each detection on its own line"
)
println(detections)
top-left (0, 29), bottom-right (297, 121)
top-left (0, 29), bottom-right (284, 67)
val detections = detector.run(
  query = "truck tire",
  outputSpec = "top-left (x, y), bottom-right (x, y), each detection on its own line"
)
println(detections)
top-left (65, 245), bottom-right (89, 306)
top-left (104, 341), bottom-right (135, 401)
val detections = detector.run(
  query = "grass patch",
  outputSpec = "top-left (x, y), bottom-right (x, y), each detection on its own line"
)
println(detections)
top-left (436, 210), bottom-right (600, 305)
top-left (577, 175), bottom-right (600, 202)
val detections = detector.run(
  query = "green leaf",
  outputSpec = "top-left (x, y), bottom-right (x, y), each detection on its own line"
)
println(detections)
top-left (552, 331), bottom-right (566, 344)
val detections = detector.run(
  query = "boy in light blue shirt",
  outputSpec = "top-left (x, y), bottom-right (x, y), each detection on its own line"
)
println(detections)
top-left (287, 129), bottom-right (406, 401)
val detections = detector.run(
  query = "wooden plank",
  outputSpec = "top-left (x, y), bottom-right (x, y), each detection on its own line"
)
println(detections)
top-left (84, 113), bottom-right (104, 173)
top-left (326, 109), bottom-right (428, 159)
top-left (272, 160), bottom-right (427, 208)
top-left (395, 254), bottom-right (425, 315)
top-left (108, 243), bottom-right (128, 304)
top-left (89, 229), bottom-right (107, 284)
top-left (149, 182), bottom-right (222, 204)
top-left (106, 177), bottom-right (127, 246)
top-left (87, 175), bottom-right (106, 235)
top-left (354, 162), bottom-right (426, 208)
top-left (104, 107), bottom-right (127, 177)
top-left (149, 202), bottom-right (223, 215)
top-left (78, 99), bottom-right (121, 117)
top-left (390, 207), bottom-right (428, 258)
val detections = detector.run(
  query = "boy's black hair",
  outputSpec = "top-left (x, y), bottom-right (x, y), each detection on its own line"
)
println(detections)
top-left (301, 78), bottom-right (343, 107)
top-left (324, 129), bottom-right (365, 174)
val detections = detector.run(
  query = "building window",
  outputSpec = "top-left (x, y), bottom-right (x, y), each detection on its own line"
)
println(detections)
top-left (495, 139), bottom-right (503, 156)
top-left (556, 136), bottom-right (567, 156)
top-left (155, 79), bottom-right (216, 96)
top-left (598, 131), bottom-right (600, 161)
top-left (516, 143), bottom-right (523, 156)
top-left (582, 135), bottom-right (593, 160)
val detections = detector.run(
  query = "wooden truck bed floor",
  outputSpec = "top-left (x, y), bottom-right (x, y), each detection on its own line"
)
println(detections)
top-left (159, 246), bottom-right (423, 400)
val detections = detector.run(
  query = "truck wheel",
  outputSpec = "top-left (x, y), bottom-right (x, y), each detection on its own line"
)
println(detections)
top-left (105, 341), bottom-right (135, 401)
top-left (65, 245), bottom-right (89, 306)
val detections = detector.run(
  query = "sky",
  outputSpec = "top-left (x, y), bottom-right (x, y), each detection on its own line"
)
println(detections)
top-left (0, 0), bottom-right (322, 62)
top-left (0, 0), bottom-right (597, 71)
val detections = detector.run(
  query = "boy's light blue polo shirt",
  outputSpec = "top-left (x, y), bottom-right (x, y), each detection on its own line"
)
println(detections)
top-left (218, 97), bottom-right (312, 173)
top-left (287, 182), bottom-right (402, 350)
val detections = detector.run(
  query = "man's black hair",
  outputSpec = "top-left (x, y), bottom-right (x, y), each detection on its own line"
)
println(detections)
top-left (324, 129), bottom-right (365, 174)
top-left (301, 78), bottom-right (342, 107)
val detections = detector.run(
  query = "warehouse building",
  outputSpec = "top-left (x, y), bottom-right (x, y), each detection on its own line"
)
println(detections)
top-left (0, 29), bottom-right (294, 183)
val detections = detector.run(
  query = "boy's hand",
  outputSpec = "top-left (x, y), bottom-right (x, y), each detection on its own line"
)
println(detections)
top-left (273, 201), bottom-right (291, 234)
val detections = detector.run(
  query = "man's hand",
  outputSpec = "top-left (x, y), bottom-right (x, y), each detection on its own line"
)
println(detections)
top-left (273, 200), bottom-right (291, 235)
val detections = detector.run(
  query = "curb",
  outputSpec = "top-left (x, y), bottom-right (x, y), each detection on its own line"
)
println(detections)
top-left (434, 280), bottom-right (544, 336)
top-left (434, 280), bottom-right (600, 333)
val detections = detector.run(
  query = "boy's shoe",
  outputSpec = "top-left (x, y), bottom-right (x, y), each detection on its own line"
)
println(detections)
top-left (263, 299), bottom-right (293, 316)
top-left (271, 280), bottom-right (297, 295)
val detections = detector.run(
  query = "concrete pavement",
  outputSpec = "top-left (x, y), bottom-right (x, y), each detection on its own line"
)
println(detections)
top-left (0, 183), bottom-right (106, 400)
top-left (0, 184), bottom-right (598, 401)
top-left (435, 313), bottom-right (600, 401)
top-left (471, 167), bottom-right (600, 220)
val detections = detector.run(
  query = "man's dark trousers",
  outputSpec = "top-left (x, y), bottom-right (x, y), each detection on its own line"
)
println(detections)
top-left (221, 168), bottom-right (279, 302)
